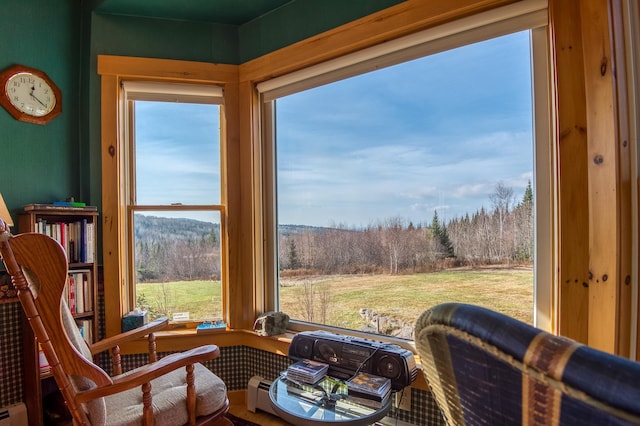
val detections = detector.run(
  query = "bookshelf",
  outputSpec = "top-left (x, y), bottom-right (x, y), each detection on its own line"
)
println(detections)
top-left (18, 207), bottom-right (99, 426)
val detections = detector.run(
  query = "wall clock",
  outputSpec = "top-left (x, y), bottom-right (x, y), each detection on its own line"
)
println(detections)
top-left (0, 64), bottom-right (62, 125)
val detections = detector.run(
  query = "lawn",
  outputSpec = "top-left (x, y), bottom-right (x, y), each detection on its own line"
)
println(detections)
top-left (136, 280), bottom-right (223, 320)
top-left (137, 267), bottom-right (534, 334)
top-left (279, 266), bottom-right (534, 332)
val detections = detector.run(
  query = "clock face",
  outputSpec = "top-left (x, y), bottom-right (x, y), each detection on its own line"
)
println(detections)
top-left (0, 64), bottom-right (62, 125)
top-left (5, 72), bottom-right (57, 117)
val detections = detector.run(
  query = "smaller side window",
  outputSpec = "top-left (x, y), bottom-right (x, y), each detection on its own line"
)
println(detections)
top-left (124, 82), bottom-right (225, 323)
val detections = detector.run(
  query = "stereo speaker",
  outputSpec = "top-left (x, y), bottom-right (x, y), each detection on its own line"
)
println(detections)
top-left (289, 331), bottom-right (417, 390)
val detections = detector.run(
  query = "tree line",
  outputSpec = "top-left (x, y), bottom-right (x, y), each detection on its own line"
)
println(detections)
top-left (134, 215), bottom-right (221, 282)
top-left (280, 181), bottom-right (534, 275)
top-left (133, 181), bottom-right (533, 282)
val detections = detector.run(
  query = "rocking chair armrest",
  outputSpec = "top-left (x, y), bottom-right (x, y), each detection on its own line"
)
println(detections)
top-left (75, 344), bottom-right (220, 403)
top-left (89, 317), bottom-right (169, 355)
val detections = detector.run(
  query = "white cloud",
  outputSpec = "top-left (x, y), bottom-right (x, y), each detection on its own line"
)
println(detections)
top-left (134, 31), bottom-right (535, 227)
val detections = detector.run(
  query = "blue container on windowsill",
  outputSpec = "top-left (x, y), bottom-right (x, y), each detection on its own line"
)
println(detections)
top-left (122, 310), bottom-right (148, 332)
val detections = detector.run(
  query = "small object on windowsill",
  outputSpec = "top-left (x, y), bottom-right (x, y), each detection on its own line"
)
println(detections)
top-left (172, 312), bottom-right (190, 322)
top-left (253, 311), bottom-right (290, 336)
top-left (196, 320), bottom-right (227, 334)
top-left (121, 309), bottom-right (148, 332)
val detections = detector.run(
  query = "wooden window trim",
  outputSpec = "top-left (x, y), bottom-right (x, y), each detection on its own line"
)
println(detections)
top-left (98, 56), bottom-right (240, 338)
top-left (243, 0), bottom-right (555, 337)
top-left (97, 0), bottom-right (634, 356)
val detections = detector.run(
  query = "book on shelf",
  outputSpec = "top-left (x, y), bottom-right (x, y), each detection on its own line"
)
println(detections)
top-left (346, 372), bottom-right (391, 406)
top-left (76, 319), bottom-right (93, 344)
top-left (68, 274), bottom-right (76, 313)
top-left (24, 203), bottom-right (97, 212)
top-left (86, 221), bottom-right (95, 263)
top-left (82, 271), bottom-right (93, 311)
top-left (53, 201), bottom-right (87, 207)
top-left (286, 359), bottom-right (329, 384)
top-left (65, 270), bottom-right (92, 314)
top-left (33, 218), bottom-right (96, 264)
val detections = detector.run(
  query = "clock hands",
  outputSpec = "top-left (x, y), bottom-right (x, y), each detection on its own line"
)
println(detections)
top-left (30, 86), bottom-right (47, 108)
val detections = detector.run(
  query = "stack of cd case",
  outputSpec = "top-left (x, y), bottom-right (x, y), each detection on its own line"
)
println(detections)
top-left (286, 359), bottom-right (329, 384)
top-left (346, 372), bottom-right (391, 408)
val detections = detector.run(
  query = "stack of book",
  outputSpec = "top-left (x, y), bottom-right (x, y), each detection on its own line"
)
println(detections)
top-left (65, 270), bottom-right (93, 314)
top-left (32, 217), bottom-right (96, 263)
top-left (286, 359), bottom-right (329, 384)
top-left (346, 372), bottom-right (392, 408)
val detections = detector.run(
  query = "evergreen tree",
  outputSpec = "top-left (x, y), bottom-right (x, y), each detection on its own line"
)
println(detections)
top-left (514, 180), bottom-right (534, 260)
top-left (522, 180), bottom-right (533, 205)
top-left (209, 226), bottom-right (218, 244)
top-left (431, 211), bottom-right (456, 258)
top-left (288, 238), bottom-right (300, 269)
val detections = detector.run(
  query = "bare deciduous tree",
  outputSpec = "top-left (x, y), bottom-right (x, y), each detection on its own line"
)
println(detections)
top-left (490, 182), bottom-right (515, 261)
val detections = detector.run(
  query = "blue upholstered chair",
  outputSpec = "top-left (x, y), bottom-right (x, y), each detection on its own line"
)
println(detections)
top-left (415, 303), bottom-right (640, 425)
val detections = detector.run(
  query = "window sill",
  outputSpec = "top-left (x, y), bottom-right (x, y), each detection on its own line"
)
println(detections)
top-left (115, 327), bottom-right (429, 391)
top-left (117, 327), bottom-right (293, 356)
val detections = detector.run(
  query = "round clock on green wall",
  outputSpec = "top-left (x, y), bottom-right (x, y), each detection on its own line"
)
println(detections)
top-left (0, 64), bottom-right (62, 125)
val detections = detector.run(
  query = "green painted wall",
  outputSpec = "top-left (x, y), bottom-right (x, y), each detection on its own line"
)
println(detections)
top-left (90, 14), bottom-right (238, 63)
top-left (239, 0), bottom-right (404, 63)
top-left (0, 0), bottom-right (81, 225)
top-left (2, 0), bottom-right (402, 225)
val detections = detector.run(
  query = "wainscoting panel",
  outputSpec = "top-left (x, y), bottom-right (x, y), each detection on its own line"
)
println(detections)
top-left (2, 301), bottom-right (444, 426)
top-left (0, 301), bottom-right (23, 408)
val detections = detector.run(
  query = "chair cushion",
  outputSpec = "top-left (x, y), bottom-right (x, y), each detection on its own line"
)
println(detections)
top-left (91, 361), bottom-right (227, 426)
top-left (61, 298), bottom-right (94, 360)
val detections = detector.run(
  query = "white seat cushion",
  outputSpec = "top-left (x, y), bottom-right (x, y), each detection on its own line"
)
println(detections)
top-left (89, 361), bottom-right (227, 426)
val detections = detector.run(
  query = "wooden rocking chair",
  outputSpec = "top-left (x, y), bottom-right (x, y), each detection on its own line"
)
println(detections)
top-left (0, 219), bottom-right (232, 426)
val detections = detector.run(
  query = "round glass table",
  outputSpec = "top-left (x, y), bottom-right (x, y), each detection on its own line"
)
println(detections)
top-left (269, 375), bottom-right (392, 425)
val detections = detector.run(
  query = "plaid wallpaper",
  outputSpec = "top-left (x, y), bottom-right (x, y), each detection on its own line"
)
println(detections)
top-left (0, 301), bottom-right (23, 408)
top-left (115, 348), bottom-right (443, 425)
top-left (1, 300), bottom-right (443, 425)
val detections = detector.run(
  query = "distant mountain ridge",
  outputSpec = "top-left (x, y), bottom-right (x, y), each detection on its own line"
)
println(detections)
top-left (278, 224), bottom-right (329, 236)
top-left (134, 215), bottom-right (325, 241)
top-left (134, 214), bottom-right (218, 241)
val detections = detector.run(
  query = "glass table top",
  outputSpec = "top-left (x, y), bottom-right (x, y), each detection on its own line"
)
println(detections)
top-left (269, 374), bottom-right (392, 425)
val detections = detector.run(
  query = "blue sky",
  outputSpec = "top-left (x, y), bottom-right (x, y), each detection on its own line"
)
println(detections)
top-left (135, 102), bottom-right (221, 207)
top-left (133, 30), bottom-right (533, 228)
top-left (276, 30), bottom-right (533, 228)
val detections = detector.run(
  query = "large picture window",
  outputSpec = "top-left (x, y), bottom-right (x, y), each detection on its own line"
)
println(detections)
top-left (259, 3), bottom-right (552, 338)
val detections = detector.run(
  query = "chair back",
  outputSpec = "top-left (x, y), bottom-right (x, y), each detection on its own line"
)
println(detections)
top-left (0, 227), bottom-right (111, 422)
top-left (415, 303), bottom-right (640, 425)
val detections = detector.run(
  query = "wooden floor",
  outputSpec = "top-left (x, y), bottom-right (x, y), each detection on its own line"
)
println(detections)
top-left (228, 392), bottom-right (293, 426)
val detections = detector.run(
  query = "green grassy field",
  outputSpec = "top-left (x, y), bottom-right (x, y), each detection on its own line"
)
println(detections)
top-left (279, 267), bottom-right (534, 331)
top-left (137, 267), bottom-right (534, 331)
top-left (137, 280), bottom-right (223, 320)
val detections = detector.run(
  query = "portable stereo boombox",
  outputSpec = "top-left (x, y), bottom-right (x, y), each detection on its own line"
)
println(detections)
top-left (288, 330), bottom-right (418, 390)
